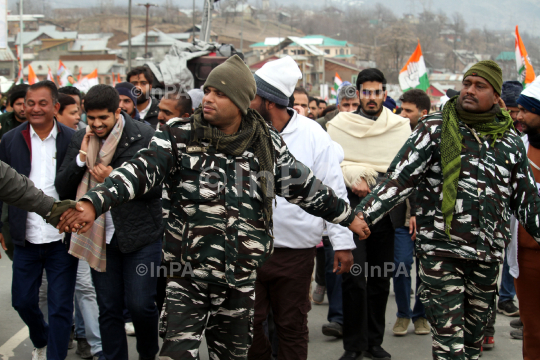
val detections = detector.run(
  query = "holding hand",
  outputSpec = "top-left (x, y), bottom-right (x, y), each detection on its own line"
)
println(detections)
top-left (56, 200), bottom-right (97, 235)
top-left (348, 212), bottom-right (371, 240)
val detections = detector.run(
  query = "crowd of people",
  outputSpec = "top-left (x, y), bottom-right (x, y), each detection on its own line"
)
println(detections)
top-left (0, 54), bottom-right (538, 360)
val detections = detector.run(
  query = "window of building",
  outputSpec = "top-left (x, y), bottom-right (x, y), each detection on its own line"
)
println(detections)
top-left (298, 49), bottom-right (305, 55)
top-left (340, 49), bottom-right (344, 55)
top-left (325, 49), bottom-right (330, 54)
top-left (283, 49), bottom-right (288, 54)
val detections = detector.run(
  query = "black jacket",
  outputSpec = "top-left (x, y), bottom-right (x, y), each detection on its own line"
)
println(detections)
top-left (140, 98), bottom-right (160, 129)
top-left (55, 111), bottom-right (164, 253)
top-left (0, 121), bottom-right (75, 246)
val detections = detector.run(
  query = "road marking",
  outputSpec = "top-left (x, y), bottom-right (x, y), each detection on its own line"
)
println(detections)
top-left (0, 326), bottom-right (29, 358)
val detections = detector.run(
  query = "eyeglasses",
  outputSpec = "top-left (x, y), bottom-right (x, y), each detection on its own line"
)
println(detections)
top-left (361, 89), bottom-right (384, 97)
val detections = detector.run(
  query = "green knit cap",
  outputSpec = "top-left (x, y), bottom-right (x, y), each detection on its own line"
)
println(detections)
top-left (203, 55), bottom-right (256, 115)
top-left (464, 60), bottom-right (503, 95)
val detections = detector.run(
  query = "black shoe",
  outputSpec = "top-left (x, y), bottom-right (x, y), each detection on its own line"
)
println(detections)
top-left (497, 300), bottom-right (519, 317)
top-left (363, 345), bottom-right (391, 360)
top-left (322, 321), bottom-right (343, 338)
top-left (339, 351), bottom-right (363, 360)
top-left (510, 318), bottom-right (523, 329)
top-left (510, 328), bottom-right (523, 340)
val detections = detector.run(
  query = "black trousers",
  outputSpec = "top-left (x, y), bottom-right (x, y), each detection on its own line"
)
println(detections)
top-left (342, 188), bottom-right (395, 352)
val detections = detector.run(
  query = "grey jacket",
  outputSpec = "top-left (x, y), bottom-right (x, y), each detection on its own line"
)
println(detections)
top-left (0, 160), bottom-right (54, 217)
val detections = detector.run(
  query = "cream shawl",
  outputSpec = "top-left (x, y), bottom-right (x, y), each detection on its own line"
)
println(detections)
top-left (327, 107), bottom-right (411, 188)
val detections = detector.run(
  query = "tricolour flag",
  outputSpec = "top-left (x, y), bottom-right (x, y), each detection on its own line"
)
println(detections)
top-left (112, 72), bottom-right (116, 86)
top-left (75, 69), bottom-right (99, 93)
top-left (117, 73), bottom-right (121, 84)
top-left (47, 66), bottom-right (54, 82)
top-left (58, 60), bottom-right (74, 87)
top-left (515, 25), bottom-right (536, 87)
top-left (28, 65), bottom-right (38, 85)
top-left (331, 72), bottom-right (342, 98)
top-left (399, 41), bottom-right (430, 92)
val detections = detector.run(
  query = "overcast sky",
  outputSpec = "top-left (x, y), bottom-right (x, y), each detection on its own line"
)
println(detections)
top-left (42, 0), bottom-right (540, 33)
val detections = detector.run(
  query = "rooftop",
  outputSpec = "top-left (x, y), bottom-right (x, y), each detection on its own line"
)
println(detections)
top-left (250, 35), bottom-right (350, 48)
top-left (496, 51), bottom-right (515, 61)
top-left (118, 30), bottom-right (179, 47)
top-left (15, 25), bottom-right (78, 46)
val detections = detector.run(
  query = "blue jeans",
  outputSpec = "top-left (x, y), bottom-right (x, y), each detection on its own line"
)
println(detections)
top-left (91, 236), bottom-right (161, 360)
top-left (323, 238), bottom-right (343, 324)
top-left (74, 260), bottom-right (102, 355)
top-left (393, 226), bottom-right (425, 321)
top-left (499, 251), bottom-right (516, 303)
top-left (12, 240), bottom-right (78, 360)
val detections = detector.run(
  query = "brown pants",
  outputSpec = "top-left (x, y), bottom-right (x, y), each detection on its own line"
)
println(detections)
top-left (248, 247), bottom-right (315, 360)
top-left (515, 247), bottom-right (540, 360)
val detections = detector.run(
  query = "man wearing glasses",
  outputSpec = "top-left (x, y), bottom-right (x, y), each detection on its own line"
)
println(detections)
top-left (327, 68), bottom-right (412, 360)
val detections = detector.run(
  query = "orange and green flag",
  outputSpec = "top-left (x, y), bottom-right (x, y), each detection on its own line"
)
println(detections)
top-left (399, 41), bottom-right (430, 92)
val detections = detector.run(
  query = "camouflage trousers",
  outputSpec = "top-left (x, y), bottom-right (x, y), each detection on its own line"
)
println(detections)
top-left (418, 255), bottom-right (499, 360)
top-left (159, 277), bottom-right (255, 360)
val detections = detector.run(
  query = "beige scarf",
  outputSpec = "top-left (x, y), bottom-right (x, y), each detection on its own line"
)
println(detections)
top-left (327, 107), bottom-right (411, 188)
top-left (69, 117), bottom-right (124, 272)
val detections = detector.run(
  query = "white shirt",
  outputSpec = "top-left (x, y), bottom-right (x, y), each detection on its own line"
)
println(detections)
top-left (138, 99), bottom-right (152, 120)
top-left (25, 122), bottom-right (63, 244)
top-left (272, 110), bottom-right (355, 251)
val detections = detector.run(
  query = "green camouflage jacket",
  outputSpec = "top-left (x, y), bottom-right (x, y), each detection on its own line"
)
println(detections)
top-left (82, 118), bottom-right (355, 287)
top-left (358, 113), bottom-right (540, 263)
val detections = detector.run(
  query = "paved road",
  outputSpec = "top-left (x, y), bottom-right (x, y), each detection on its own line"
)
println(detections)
top-left (0, 254), bottom-right (522, 359)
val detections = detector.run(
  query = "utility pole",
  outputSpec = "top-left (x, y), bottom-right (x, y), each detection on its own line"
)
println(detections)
top-left (138, 3), bottom-right (157, 58)
top-left (128, 0), bottom-right (132, 71)
top-left (19, 0), bottom-right (24, 78)
top-left (192, 0), bottom-right (195, 44)
top-left (240, 1), bottom-right (244, 53)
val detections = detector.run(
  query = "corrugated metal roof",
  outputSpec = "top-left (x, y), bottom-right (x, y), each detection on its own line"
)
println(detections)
top-left (71, 39), bottom-right (109, 52)
top-left (496, 51), bottom-right (515, 61)
top-left (118, 30), bottom-right (178, 47)
top-left (0, 47), bottom-right (17, 62)
top-left (15, 25), bottom-right (77, 46)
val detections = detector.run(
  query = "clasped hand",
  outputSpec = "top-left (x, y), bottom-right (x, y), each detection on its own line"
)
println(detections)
top-left (56, 200), bottom-right (97, 234)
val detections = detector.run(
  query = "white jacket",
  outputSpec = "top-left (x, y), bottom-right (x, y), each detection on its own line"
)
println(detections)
top-left (508, 135), bottom-right (540, 278)
top-left (272, 110), bottom-right (355, 251)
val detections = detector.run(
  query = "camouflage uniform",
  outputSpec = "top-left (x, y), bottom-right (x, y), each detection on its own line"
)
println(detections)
top-left (81, 117), bottom-right (355, 359)
top-left (358, 113), bottom-right (540, 360)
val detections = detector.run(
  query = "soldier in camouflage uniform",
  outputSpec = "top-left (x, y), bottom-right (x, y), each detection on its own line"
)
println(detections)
top-left (57, 55), bottom-right (369, 359)
top-left (355, 61), bottom-right (540, 360)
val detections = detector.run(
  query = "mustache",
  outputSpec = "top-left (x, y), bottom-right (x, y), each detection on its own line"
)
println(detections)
top-left (463, 95), bottom-right (478, 103)
top-left (367, 101), bottom-right (378, 106)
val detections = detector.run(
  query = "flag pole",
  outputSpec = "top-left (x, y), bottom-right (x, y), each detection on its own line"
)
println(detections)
top-left (19, 0), bottom-right (24, 78)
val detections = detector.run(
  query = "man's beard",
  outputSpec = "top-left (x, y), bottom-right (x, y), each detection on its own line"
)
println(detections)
top-left (14, 112), bottom-right (26, 122)
top-left (137, 92), bottom-right (149, 103)
top-left (256, 103), bottom-right (271, 123)
top-left (362, 101), bottom-right (382, 116)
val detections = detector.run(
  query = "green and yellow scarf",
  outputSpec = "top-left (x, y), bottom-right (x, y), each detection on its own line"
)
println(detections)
top-left (441, 96), bottom-right (514, 239)
top-left (192, 107), bottom-right (276, 235)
